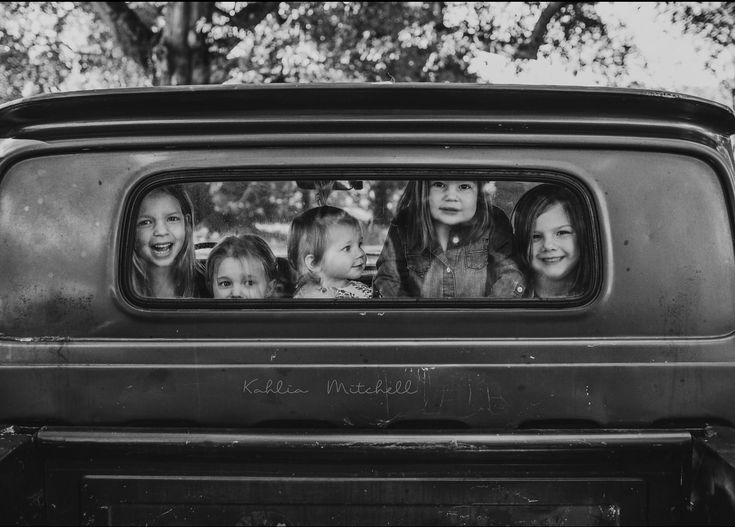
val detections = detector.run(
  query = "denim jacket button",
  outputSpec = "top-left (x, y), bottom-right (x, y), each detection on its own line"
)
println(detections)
top-left (451, 236), bottom-right (459, 244)
top-left (446, 267), bottom-right (452, 273)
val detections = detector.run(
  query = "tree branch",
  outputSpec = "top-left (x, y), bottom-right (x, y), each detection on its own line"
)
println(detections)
top-left (226, 2), bottom-right (281, 30)
top-left (514, 1), bottom-right (574, 60)
top-left (86, 2), bottom-right (156, 70)
top-left (431, 2), bottom-right (447, 32)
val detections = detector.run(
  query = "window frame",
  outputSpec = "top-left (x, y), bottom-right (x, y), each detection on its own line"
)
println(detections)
top-left (119, 167), bottom-right (602, 310)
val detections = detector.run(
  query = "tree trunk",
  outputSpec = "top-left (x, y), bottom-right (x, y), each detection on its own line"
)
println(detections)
top-left (371, 180), bottom-right (391, 225)
top-left (88, 2), bottom-right (154, 72)
top-left (153, 2), bottom-right (214, 85)
top-left (513, 2), bottom-right (572, 60)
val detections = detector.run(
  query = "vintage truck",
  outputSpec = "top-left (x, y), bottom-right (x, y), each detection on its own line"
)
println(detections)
top-left (1, 84), bottom-right (735, 525)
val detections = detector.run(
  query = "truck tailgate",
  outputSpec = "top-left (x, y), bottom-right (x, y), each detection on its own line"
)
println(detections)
top-left (38, 428), bottom-right (691, 525)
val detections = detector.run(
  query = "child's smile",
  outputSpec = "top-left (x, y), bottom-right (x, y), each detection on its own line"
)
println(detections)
top-left (151, 242), bottom-right (175, 258)
top-left (531, 202), bottom-right (579, 284)
top-left (135, 192), bottom-right (186, 269)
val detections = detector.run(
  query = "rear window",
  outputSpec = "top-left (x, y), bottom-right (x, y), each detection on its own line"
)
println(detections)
top-left (123, 171), bottom-right (598, 306)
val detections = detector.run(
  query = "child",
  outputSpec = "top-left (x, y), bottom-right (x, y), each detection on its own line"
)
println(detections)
top-left (132, 185), bottom-right (204, 298)
top-left (206, 234), bottom-right (280, 299)
top-left (511, 184), bottom-right (592, 298)
top-left (287, 206), bottom-right (372, 299)
top-left (374, 180), bottom-right (525, 298)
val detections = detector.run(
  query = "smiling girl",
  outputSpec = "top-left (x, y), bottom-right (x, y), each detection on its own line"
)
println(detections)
top-left (132, 185), bottom-right (203, 298)
top-left (288, 206), bottom-right (372, 299)
top-left (512, 184), bottom-right (592, 299)
top-left (374, 180), bottom-right (525, 298)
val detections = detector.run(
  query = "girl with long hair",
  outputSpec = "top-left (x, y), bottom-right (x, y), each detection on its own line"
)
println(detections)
top-left (512, 184), bottom-right (592, 298)
top-left (132, 185), bottom-right (203, 298)
top-left (374, 180), bottom-right (525, 298)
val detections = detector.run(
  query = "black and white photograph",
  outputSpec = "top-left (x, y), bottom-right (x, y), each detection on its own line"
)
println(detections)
top-left (1, 2), bottom-right (735, 525)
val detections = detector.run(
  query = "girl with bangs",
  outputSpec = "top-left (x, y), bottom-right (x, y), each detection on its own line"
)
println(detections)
top-left (206, 234), bottom-right (280, 299)
top-left (132, 185), bottom-right (205, 298)
top-left (512, 184), bottom-right (592, 299)
top-left (374, 180), bottom-right (525, 299)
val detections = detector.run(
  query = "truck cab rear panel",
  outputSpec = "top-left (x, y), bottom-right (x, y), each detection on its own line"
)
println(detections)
top-left (1, 85), bottom-right (735, 524)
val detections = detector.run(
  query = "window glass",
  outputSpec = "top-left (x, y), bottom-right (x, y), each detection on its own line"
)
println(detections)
top-left (128, 178), bottom-right (594, 302)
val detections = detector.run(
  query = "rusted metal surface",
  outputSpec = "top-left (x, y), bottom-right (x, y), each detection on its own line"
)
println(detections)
top-left (1, 148), bottom-right (732, 339)
top-left (690, 427), bottom-right (735, 524)
top-left (0, 429), bottom-right (43, 524)
top-left (40, 428), bottom-right (689, 525)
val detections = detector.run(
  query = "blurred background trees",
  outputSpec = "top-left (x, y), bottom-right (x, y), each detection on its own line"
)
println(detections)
top-left (2, 2), bottom-right (733, 105)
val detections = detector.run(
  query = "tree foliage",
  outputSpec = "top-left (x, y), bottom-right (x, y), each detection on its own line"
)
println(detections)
top-left (1, 1), bottom-right (640, 101)
top-left (665, 2), bottom-right (735, 99)
top-left (0, 2), bottom-right (148, 101)
top-left (3, 2), bottom-right (734, 103)
top-left (667, 2), bottom-right (735, 47)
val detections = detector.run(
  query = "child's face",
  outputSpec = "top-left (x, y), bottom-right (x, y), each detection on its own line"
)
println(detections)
top-left (314, 224), bottom-right (365, 286)
top-left (213, 256), bottom-right (272, 299)
top-left (428, 181), bottom-right (478, 227)
top-left (135, 192), bottom-right (186, 269)
top-left (530, 202), bottom-right (579, 283)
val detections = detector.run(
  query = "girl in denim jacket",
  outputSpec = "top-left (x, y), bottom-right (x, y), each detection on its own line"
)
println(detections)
top-left (374, 180), bottom-right (525, 298)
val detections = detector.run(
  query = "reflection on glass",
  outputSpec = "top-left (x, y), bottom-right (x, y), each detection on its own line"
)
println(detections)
top-left (132, 179), bottom-right (590, 301)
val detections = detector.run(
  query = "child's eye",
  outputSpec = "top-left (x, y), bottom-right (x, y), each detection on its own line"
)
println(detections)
top-left (531, 233), bottom-right (543, 242)
top-left (217, 280), bottom-right (231, 288)
top-left (245, 280), bottom-right (255, 287)
top-left (556, 229), bottom-right (574, 238)
top-left (431, 181), bottom-right (446, 190)
top-left (167, 215), bottom-right (181, 223)
top-left (137, 218), bottom-right (152, 228)
top-left (342, 245), bottom-right (351, 252)
top-left (458, 183), bottom-right (474, 191)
